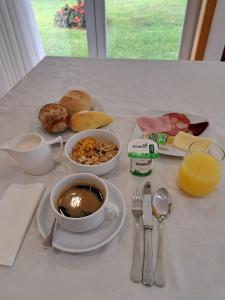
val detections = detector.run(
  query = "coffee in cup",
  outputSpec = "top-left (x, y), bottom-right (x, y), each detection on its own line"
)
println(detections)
top-left (57, 184), bottom-right (104, 218)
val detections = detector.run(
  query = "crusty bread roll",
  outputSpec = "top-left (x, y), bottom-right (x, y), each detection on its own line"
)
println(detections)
top-left (69, 111), bottom-right (113, 132)
top-left (39, 103), bottom-right (69, 133)
top-left (59, 90), bottom-right (92, 115)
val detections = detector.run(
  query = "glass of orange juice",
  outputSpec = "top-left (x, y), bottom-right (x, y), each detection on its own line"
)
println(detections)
top-left (178, 141), bottom-right (224, 197)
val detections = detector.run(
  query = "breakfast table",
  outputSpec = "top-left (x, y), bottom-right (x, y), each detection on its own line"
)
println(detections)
top-left (0, 56), bottom-right (225, 300)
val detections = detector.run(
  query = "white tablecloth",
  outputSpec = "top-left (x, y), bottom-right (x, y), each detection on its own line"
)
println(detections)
top-left (0, 57), bottom-right (225, 300)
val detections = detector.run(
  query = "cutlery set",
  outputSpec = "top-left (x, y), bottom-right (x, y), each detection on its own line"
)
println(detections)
top-left (130, 181), bottom-right (171, 287)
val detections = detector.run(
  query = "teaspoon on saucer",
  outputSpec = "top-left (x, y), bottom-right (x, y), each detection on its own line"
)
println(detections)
top-left (152, 188), bottom-right (171, 287)
top-left (42, 218), bottom-right (56, 248)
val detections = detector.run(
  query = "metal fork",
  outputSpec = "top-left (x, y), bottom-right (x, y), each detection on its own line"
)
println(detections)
top-left (130, 185), bottom-right (143, 283)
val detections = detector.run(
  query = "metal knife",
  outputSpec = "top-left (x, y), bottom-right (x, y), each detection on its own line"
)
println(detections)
top-left (142, 181), bottom-right (154, 286)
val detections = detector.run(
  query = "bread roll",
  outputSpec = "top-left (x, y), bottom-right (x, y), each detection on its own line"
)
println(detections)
top-left (59, 90), bottom-right (92, 115)
top-left (39, 103), bottom-right (69, 133)
top-left (69, 111), bottom-right (113, 132)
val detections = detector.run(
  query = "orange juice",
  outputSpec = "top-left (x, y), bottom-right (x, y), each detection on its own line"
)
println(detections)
top-left (178, 152), bottom-right (221, 197)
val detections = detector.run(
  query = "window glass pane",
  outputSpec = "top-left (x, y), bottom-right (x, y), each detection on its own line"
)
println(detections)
top-left (31, 0), bottom-right (88, 57)
top-left (106, 0), bottom-right (187, 60)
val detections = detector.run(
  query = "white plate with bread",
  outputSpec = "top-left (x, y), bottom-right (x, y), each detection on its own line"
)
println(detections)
top-left (32, 90), bottom-right (113, 142)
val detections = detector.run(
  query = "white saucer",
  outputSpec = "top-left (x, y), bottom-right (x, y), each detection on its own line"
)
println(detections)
top-left (36, 180), bottom-right (126, 253)
top-left (32, 98), bottom-right (106, 142)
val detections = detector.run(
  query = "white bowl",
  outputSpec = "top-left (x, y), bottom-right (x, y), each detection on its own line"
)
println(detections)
top-left (65, 129), bottom-right (121, 176)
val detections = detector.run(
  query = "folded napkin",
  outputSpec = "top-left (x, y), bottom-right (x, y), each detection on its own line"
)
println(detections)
top-left (0, 183), bottom-right (45, 266)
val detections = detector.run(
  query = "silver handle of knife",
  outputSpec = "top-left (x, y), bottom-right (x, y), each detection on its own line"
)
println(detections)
top-left (142, 227), bottom-right (154, 286)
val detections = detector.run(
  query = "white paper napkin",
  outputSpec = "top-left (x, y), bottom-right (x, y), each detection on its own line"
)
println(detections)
top-left (0, 183), bottom-right (45, 266)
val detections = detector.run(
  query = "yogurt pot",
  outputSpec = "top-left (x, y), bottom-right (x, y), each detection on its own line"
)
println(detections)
top-left (128, 139), bottom-right (159, 176)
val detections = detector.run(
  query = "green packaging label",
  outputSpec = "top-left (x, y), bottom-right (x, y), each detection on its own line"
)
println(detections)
top-left (128, 139), bottom-right (158, 176)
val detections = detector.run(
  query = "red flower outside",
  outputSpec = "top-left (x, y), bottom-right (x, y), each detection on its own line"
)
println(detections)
top-left (55, 3), bottom-right (86, 28)
top-left (74, 16), bottom-right (81, 23)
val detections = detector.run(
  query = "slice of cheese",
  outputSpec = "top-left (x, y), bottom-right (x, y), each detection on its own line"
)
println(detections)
top-left (173, 131), bottom-right (211, 151)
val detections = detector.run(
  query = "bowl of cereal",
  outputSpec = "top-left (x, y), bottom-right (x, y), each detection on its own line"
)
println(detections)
top-left (64, 129), bottom-right (121, 176)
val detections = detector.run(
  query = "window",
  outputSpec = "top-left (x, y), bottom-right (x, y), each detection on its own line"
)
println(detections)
top-left (32, 0), bottom-right (188, 60)
top-left (31, 0), bottom-right (88, 57)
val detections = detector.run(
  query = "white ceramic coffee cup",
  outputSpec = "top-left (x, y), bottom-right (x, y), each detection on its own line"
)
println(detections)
top-left (50, 173), bottom-right (109, 233)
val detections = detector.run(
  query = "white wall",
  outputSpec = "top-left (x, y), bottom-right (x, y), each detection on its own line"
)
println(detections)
top-left (204, 0), bottom-right (225, 60)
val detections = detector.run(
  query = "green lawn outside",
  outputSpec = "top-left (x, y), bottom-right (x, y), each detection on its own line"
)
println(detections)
top-left (32, 0), bottom-right (187, 60)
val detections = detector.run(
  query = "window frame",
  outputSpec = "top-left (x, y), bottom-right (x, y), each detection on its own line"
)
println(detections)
top-left (85, 0), bottom-right (107, 58)
top-left (87, 0), bottom-right (198, 60)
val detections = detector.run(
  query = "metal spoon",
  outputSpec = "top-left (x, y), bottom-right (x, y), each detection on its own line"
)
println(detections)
top-left (42, 218), bottom-right (56, 248)
top-left (152, 188), bottom-right (171, 287)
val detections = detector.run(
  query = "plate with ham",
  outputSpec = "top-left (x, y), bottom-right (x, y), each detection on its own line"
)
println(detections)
top-left (132, 110), bottom-right (209, 157)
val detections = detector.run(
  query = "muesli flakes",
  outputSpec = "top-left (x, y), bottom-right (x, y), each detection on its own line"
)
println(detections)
top-left (71, 137), bottom-right (118, 165)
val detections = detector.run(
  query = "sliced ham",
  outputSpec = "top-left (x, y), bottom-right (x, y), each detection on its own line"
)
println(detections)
top-left (163, 113), bottom-right (190, 136)
top-left (136, 115), bottom-right (172, 133)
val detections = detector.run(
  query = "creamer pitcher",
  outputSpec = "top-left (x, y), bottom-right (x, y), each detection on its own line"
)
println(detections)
top-left (0, 133), bottom-right (63, 175)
